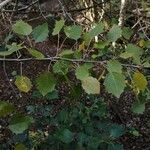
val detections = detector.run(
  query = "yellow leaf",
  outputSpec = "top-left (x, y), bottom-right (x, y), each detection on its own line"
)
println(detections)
top-left (139, 39), bottom-right (145, 47)
top-left (15, 76), bottom-right (32, 93)
top-left (133, 71), bottom-right (148, 91)
top-left (79, 41), bottom-right (85, 51)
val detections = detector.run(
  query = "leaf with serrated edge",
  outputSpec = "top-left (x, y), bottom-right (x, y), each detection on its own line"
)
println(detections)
top-left (15, 76), bottom-right (32, 93)
top-left (81, 76), bottom-right (100, 94)
top-left (32, 23), bottom-right (49, 42)
top-left (133, 71), bottom-right (148, 91)
top-left (36, 72), bottom-right (56, 96)
top-left (12, 20), bottom-right (32, 36)
top-left (107, 60), bottom-right (122, 73)
top-left (52, 19), bottom-right (65, 35)
top-left (104, 72), bottom-right (126, 98)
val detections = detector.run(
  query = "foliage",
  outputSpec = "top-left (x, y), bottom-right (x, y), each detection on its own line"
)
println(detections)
top-left (0, 17), bottom-right (149, 149)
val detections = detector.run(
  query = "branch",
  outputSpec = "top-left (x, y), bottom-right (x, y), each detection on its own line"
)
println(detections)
top-left (0, 0), bottom-right (12, 9)
top-left (0, 57), bottom-right (146, 69)
top-left (118, 0), bottom-right (127, 27)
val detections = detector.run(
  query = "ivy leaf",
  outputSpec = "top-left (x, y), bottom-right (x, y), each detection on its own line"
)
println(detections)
top-left (32, 23), bottom-right (49, 42)
top-left (84, 22), bottom-right (104, 45)
top-left (0, 101), bottom-right (15, 117)
top-left (107, 25), bottom-right (122, 42)
top-left (75, 63), bottom-right (93, 80)
top-left (52, 19), bottom-right (65, 35)
top-left (9, 115), bottom-right (33, 134)
top-left (28, 48), bottom-right (45, 59)
top-left (81, 76), bottom-right (100, 94)
top-left (56, 129), bottom-right (74, 144)
top-left (133, 71), bottom-right (148, 91)
top-left (0, 43), bottom-right (23, 56)
top-left (131, 101), bottom-right (145, 114)
top-left (64, 25), bottom-right (82, 40)
top-left (12, 20), bottom-right (32, 36)
top-left (53, 60), bottom-right (70, 75)
top-left (104, 72), bottom-right (126, 98)
top-left (107, 60), bottom-right (122, 73)
top-left (15, 76), bottom-right (32, 93)
top-left (36, 72), bottom-right (56, 96)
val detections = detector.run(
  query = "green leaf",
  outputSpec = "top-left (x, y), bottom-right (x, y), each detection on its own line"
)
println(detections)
top-left (107, 60), bottom-right (122, 73)
top-left (12, 20), bottom-right (32, 36)
top-left (104, 72), bottom-right (126, 98)
top-left (36, 72), bottom-right (56, 96)
top-left (56, 129), bottom-right (74, 144)
top-left (28, 48), bottom-right (45, 59)
top-left (0, 101), bottom-right (15, 117)
top-left (81, 76), bottom-right (100, 94)
top-left (133, 71), bottom-right (148, 91)
top-left (144, 40), bottom-right (150, 48)
top-left (9, 115), bottom-right (33, 134)
top-left (0, 43), bottom-right (23, 56)
top-left (53, 60), bottom-right (69, 75)
top-left (15, 143), bottom-right (26, 150)
top-left (75, 63), bottom-right (93, 80)
top-left (32, 23), bottom-right (49, 42)
top-left (122, 27), bottom-right (133, 40)
top-left (94, 41), bottom-right (109, 49)
top-left (64, 25), bottom-right (82, 40)
top-left (131, 101), bottom-right (145, 114)
top-left (52, 19), bottom-right (65, 35)
top-left (107, 25), bottom-right (122, 42)
top-left (110, 124), bottom-right (125, 138)
top-left (59, 50), bottom-right (74, 57)
top-left (120, 44), bottom-right (143, 64)
top-left (15, 76), bottom-right (32, 93)
top-left (108, 144), bottom-right (124, 150)
top-left (84, 23), bottom-right (104, 45)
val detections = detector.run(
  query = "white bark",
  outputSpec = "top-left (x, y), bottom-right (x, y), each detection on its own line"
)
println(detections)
top-left (0, 0), bottom-right (12, 9)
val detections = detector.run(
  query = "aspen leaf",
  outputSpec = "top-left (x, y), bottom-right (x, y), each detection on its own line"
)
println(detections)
top-left (28, 48), bottom-right (45, 59)
top-left (81, 76), bottom-right (100, 94)
top-left (133, 72), bottom-right (148, 91)
top-left (15, 76), bottom-right (32, 93)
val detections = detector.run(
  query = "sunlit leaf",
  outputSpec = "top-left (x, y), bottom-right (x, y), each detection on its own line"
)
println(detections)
top-left (81, 76), bottom-right (100, 94)
top-left (28, 48), bottom-right (45, 59)
top-left (59, 50), bottom-right (74, 57)
top-left (15, 76), bottom-right (32, 93)
top-left (133, 71), bottom-right (148, 91)
top-left (52, 19), bottom-right (65, 35)
top-left (12, 20), bottom-right (32, 36)
top-left (15, 143), bottom-right (26, 150)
